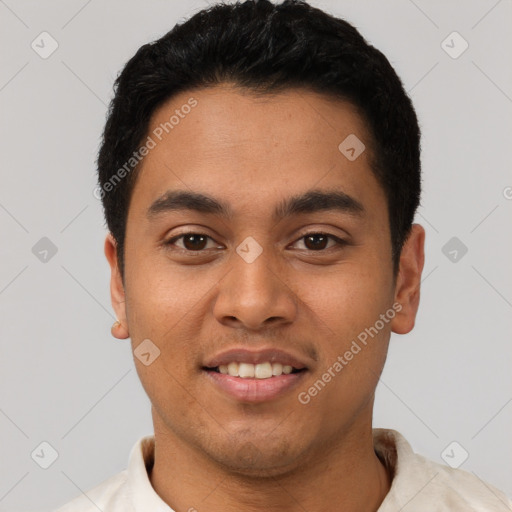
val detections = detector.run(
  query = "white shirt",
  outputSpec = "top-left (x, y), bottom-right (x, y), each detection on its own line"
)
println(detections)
top-left (55, 428), bottom-right (512, 511)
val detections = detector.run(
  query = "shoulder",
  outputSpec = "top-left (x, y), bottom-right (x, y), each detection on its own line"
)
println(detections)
top-left (374, 428), bottom-right (512, 512)
top-left (54, 470), bottom-right (131, 512)
top-left (54, 434), bottom-right (157, 512)
top-left (410, 452), bottom-right (512, 511)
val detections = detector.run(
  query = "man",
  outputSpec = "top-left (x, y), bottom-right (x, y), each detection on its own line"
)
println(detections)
top-left (56, 0), bottom-right (511, 510)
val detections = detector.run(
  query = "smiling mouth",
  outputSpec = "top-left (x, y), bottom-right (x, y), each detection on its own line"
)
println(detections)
top-left (203, 362), bottom-right (305, 379)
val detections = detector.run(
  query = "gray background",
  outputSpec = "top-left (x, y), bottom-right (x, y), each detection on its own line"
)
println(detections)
top-left (0, 0), bottom-right (511, 510)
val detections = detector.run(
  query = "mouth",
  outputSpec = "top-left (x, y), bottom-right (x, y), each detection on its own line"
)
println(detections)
top-left (201, 348), bottom-right (310, 403)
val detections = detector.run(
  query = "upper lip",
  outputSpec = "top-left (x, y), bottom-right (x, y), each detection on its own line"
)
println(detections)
top-left (203, 347), bottom-right (309, 370)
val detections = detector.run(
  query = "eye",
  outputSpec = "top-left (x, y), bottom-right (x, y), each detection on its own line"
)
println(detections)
top-left (165, 232), bottom-right (222, 252)
top-left (165, 231), bottom-right (347, 253)
top-left (291, 232), bottom-right (347, 251)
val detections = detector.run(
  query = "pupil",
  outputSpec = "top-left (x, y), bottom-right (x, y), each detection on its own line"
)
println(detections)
top-left (184, 234), bottom-right (207, 250)
top-left (305, 234), bottom-right (327, 250)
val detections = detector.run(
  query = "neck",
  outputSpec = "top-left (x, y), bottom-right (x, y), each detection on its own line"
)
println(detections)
top-left (148, 411), bottom-right (391, 512)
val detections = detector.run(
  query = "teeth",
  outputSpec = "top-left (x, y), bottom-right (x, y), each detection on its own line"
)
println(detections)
top-left (239, 362), bottom-right (255, 378)
top-left (215, 362), bottom-right (299, 379)
top-left (271, 363), bottom-right (283, 376)
top-left (227, 362), bottom-right (238, 376)
top-left (255, 362), bottom-right (272, 379)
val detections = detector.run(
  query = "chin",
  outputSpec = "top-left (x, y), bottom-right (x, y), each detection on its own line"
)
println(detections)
top-left (210, 438), bottom-right (304, 479)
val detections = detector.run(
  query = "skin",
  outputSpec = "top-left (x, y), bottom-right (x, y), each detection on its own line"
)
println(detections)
top-left (105, 84), bottom-right (425, 512)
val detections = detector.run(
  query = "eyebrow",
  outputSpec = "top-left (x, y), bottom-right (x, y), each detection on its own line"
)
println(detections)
top-left (147, 188), bottom-right (365, 221)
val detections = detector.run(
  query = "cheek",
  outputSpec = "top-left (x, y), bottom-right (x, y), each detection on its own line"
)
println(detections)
top-left (125, 256), bottom-right (215, 337)
top-left (300, 266), bottom-right (392, 397)
top-left (124, 268), bottom-right (211, 397)
top-left (301, 266), bottom-right (393, 340)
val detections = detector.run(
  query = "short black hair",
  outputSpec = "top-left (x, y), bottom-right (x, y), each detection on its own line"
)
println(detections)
top-left (97, 0), bottom-right (421, 278)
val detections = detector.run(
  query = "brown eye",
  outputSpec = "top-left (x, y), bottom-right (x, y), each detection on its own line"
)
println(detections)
top-left (166, 233), bottom-right (218, 251)
top-left (292, 232), bottom-right (346, 251)
top-left (304, 233), bottom-right (329, 250)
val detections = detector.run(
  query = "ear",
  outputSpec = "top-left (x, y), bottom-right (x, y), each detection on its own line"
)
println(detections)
top-left (390, 224), bottom-right (425, 335)
top-left (104, 233), bottom-right (129, 339)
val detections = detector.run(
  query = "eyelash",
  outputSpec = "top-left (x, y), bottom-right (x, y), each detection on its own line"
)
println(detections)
top-left (165, 231), bottom-right (347, 253)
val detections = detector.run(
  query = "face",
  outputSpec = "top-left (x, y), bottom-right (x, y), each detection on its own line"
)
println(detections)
top-left (106, 84), bottom-right (424, 476)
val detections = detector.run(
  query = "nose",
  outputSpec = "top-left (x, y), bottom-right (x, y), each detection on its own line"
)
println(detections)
top-left (212, 247), bottom-right (298, 331)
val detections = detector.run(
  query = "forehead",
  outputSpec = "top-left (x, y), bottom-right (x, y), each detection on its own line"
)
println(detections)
top-left (129, 84), bottom-right (385, 222)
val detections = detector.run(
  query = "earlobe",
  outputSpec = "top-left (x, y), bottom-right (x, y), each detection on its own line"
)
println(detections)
top-left (111, 320), bottom-right (130, 340)
top-left (104, 233), bottom-right (130, 339)
top-left (390, 224), bottom-right (425, 335)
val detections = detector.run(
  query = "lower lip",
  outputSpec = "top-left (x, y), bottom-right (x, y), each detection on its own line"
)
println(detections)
top-left (204, 369), bottom-right (307, 403)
